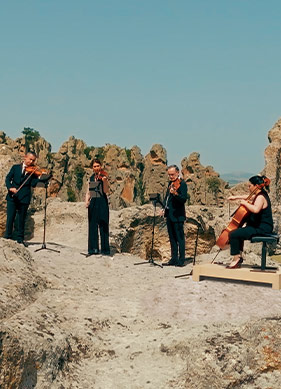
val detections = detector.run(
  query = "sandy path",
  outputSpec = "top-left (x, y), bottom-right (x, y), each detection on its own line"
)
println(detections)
top-left (24, 236), bottom-right (281, 388)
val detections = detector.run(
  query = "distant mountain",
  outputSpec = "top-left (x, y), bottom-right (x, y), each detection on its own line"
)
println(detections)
top-left (220, 171), bottom-right (255, 186)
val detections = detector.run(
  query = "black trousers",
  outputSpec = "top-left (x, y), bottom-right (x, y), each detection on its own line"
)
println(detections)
top-left (166, 218), bottom-right (185, 261)
top-left (229, 225), bottom-right (272, 255)
top-left (88, 200), bottom-right (109, 254)
top-left (5, 200), bottom-right (29, 241)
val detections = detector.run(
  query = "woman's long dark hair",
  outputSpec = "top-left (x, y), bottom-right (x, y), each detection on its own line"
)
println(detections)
top-left (249, 175), bottom-right (270, 191)
top-left (90, 158), bottom-right (102, 167)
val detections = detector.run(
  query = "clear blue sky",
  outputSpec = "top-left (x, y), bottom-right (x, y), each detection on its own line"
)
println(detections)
top-left (1, 0), bottom-right (281, 174)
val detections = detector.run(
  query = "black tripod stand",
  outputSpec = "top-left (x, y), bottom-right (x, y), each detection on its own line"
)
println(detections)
top-left (134, 195), bottom-right (163, 268)
top-left (35, 181), bottom-right (60, 254)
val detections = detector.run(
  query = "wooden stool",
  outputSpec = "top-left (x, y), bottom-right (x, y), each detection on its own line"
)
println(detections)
top-left (251, 234), bottom-right (279, 271)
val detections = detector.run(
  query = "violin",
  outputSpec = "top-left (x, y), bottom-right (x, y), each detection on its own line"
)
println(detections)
top-left (170, 178), bottom-right (181, 194)
top-left (162, 177), bottom-right (183, 217)
top-left (216, 178), bottom-right (271, 250)
top-left (95, 169), bottom-right (108, 181)
top-left (25, 165), bottom-right (48, 177)
top-left (12, 164), bottom-right (50, 197)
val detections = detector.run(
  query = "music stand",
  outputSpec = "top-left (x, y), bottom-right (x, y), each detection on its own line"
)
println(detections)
top-left (134, 193), bottom-right (163, 268)
top-left (34, 178), bottom-right (60, 253)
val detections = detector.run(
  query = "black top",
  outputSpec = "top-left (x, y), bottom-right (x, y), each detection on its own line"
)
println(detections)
top-left (247, 191), bottom-right (273, 233)
top-left (5, 164), bottom-right (39, 204)
top-left (88, 175), bottom-right (109, 222)
top-left (163, 179), bottom-right (188, 222)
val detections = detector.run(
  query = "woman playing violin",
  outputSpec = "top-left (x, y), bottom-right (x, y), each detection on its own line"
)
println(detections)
top-left (227, 175), bottom-right (273, 269)
top-left (85, 159), bottom-right (110, 257)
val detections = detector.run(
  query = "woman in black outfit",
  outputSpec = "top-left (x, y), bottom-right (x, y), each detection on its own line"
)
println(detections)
top-left (227, 175), bottom-right (273, 269)
top-left (85, 159), bottom-right (110, 257)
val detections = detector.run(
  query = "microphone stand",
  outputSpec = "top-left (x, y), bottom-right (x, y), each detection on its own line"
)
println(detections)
top-left (35, 180), bottom-right (60, 253)
top-left (134, 197), bottom-right (163, 268)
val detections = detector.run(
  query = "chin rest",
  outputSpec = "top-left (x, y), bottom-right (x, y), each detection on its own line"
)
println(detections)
top-left (250, 234), bottom-right (279, 271)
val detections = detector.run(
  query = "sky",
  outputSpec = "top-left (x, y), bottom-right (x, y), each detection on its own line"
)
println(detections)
top-left (1, 0), bottom-right (281, 174)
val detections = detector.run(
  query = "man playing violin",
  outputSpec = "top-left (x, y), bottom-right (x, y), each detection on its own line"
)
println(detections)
top-left (227, 175), bottom-right (273, 269)
top-left (161, 165), bottom-right (188, 267)
top-left (85, 159), bottom-right (110, 257)
top-left (4, 151), bottom-right (43, 246)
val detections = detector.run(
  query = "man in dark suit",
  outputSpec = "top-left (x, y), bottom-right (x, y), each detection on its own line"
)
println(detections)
top-left (5, 151), bottom-right (40, 246)
top-left (162, 165), bottom-right (188, 267)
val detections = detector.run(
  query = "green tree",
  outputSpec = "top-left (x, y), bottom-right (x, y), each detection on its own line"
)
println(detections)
top-left (22, 127), bottom-right (40, 152)
top-left (95, 147), bottom-right (105, 161)
top-left (206, 177), bottom-right (221, 205)
top-left (125, 148), bottom-right (133, 166)
top-left (74, 165), bottom-right (85, 191)
top-left (84, 146), bottom-right (95, 160)
top-left (22, 127), bottom-right (40, 141)
top-left (134, 176), bottom-right (145, 205)
top-left (67, 187), bottom-right (76, 202)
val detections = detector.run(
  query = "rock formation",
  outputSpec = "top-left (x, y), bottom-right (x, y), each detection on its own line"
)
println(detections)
top-left (262, 118), bottom-right (281, 234)
top-left (27, 199), bottom-right (218, 261)
top-left (2, 118), bottom-right (281, 242)
top-left (181, 152), bottom-right (228, 206)
top-left (142, 144), bottom-right (168, 201)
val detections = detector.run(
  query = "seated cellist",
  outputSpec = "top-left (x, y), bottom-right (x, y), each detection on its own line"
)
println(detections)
top-left (226, 175), bottom-right (273, 269)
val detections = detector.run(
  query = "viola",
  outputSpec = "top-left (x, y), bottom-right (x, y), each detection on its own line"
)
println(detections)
top-left (216, 179), bottom-right (270, 250)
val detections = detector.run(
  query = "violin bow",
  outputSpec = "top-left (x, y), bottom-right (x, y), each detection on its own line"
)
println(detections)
top-left (12, 166), bottom-right (40, 197)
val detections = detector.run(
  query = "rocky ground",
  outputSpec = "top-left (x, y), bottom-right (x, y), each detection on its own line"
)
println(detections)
top-left (1, 201), bottom-right (281, 388)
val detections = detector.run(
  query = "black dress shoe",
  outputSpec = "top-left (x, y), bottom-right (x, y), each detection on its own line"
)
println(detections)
top-left (85, 249), bottom-right (99, 257)
top-left (17, 240), bottom-right (28, 247)
top-left (176, 258), bottom-right (192, 267)
top-left (163, 259), bottom-right (177, 266)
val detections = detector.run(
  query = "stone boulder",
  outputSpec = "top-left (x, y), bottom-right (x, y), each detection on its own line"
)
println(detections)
top-left (181, 152), bottom-right (228, 206)
top-left (28, 199), bottom-right (222, 261)
top-left (263, 118), bottom-right (281, 204)
top-left (142, 144), bottom-right (168, 202)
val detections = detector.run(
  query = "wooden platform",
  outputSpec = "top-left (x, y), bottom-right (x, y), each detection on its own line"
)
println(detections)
top-left (192, 263), bottom-right (281, 290)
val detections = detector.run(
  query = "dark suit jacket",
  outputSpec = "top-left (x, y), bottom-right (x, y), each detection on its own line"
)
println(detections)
top-left (164, 179), bottom-right (188, 222)
top-left (5, 164), bottom-right (39, 204)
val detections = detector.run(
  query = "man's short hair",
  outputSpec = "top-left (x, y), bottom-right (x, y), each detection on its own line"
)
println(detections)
top-left (26, 151), bottom-right (37, 158)
top-left (167, 164), bottom-right (179, 172)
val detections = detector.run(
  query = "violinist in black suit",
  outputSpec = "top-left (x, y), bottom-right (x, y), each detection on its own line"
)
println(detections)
top-left (162, 165), bottom-right (188, 267)
top-left (5, 151), bottom-right (41, 246)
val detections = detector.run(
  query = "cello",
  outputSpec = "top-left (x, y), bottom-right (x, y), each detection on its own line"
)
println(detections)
top-left (216, 178), bottom-right (270, 250)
